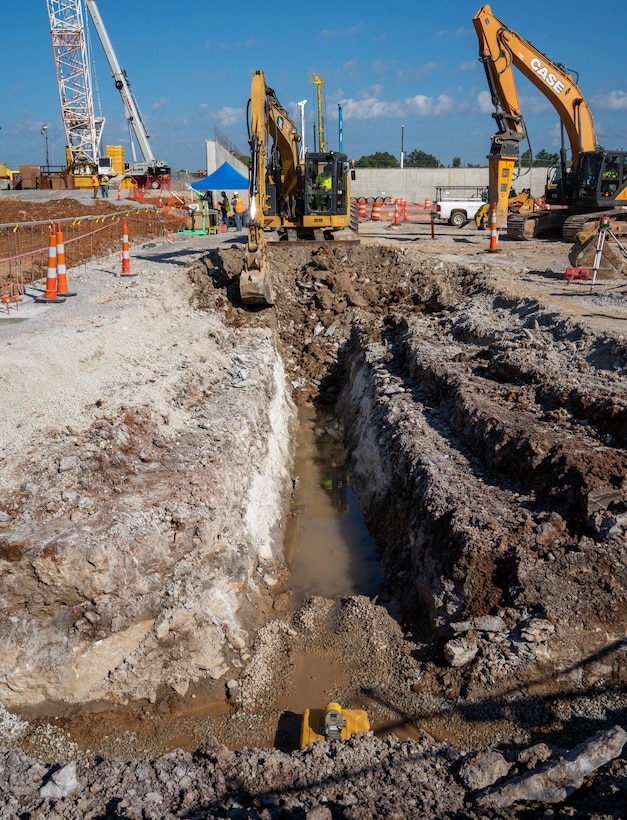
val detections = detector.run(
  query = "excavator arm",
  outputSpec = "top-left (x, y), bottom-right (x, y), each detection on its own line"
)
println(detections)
top-left (241, 70), bottom-right (302, 305)
top-left (473, 5), bottom-right (597, 226)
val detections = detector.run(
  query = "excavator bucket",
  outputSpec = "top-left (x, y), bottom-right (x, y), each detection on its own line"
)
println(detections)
top-left (240, 222), bottom-right (275, 306)
top-left (240, 266), bottom-right (275, 305)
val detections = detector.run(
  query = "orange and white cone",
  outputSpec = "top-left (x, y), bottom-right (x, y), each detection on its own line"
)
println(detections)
top-left (487, 203), bottom-right (500, 252)
top-left (121, 218), bottom-right (137, 277)
top-left (55, 223), bottom-right (77, 296)
top-left (36, 226), bottom-right (66, 303)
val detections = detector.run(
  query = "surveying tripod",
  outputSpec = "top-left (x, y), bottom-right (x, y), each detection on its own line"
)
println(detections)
top-left (591, 216), bottom-right (627, 285)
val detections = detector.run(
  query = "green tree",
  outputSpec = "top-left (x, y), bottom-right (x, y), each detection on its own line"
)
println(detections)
top-left (354, 152), bottom-right (399, 168)
top-left (452, 156), bottom-right (461, 168)
top-left (520, 148), bottom-right (559, 167)
top-left (405, 149), bottom-right (442, 168)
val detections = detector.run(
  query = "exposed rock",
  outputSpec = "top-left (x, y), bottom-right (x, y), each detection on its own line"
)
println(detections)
top-left (458, 750), bottom-right (511, 790)
top-left (476, 725), bottom-right (627, 808)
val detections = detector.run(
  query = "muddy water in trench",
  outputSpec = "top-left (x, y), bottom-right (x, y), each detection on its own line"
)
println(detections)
top-left (283, 406), bottom-right (384, 609)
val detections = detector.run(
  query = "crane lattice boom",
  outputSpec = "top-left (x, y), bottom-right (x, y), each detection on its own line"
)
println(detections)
top-left (45, 0), bottom-right (103, 174)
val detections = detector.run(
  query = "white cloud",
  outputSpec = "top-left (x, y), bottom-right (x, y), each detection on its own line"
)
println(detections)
top-left (590, 90), bottom-right (627, 111)
top-left (216, 106), bottom-right (243, 127)
top-left (337, 96), bottom-right (404, 119)
top-left (319, 24), bottom-right (364, 39)
top-left (396, 62), bottom-right (441, 82)
top-left (372, 59), bottom-right (395, 75)
top-left (476, 90), bottom-right (494, 114)
top-left (151, 98), bottom-right (168, 111)
top-left (338, 91), bottom-right (462, 120)
top-left (405, 93), bottom-right (455, 116)
top-left (459, 60), bottom-right (477, 72)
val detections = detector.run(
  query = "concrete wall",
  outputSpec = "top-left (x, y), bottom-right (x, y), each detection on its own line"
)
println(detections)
top-left (350, 167), bottom-right (550, 203)
top-left (205, 140), bottom-right (248, 177)
top-left (203, 141), bottom-right (550, 204)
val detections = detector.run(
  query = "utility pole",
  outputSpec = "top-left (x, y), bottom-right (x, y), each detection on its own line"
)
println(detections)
top-left (338, 104), bottom-right (343, 152)
top-left (400, 124), bottom-right (405, 169)
top-left (297, 100), bottom-right (307, 162)
top-left (41, 125), bottom-right (50, 169)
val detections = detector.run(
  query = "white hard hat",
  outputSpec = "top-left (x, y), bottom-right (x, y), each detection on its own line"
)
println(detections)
top-left (233, 191), bottom-right (238, 195)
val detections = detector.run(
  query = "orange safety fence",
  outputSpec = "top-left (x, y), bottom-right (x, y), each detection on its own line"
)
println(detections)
top-left (352, 197), bottom-right (434, 224)
top-left (0, 205), bottom-right (188, 293)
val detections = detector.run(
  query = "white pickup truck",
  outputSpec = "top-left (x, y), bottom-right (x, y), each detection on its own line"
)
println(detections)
top-left (431, 186), bottom-right (488, 227)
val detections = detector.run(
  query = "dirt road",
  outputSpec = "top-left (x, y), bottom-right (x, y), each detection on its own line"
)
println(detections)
top-left (0, 197), bottom-right (625, 817)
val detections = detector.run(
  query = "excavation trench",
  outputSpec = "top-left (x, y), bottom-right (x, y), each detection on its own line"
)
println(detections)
top-left (2, 237), bottom-right (627, 766)
top-left (283, 406), bottom-right (384, 610)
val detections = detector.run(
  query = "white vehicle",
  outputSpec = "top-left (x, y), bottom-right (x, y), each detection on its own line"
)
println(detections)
top-left (431, 186), bottom-right (488, 227)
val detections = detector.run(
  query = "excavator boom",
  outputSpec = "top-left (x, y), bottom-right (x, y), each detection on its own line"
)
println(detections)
top-left (474, 3), bottom-right (627, 265)
top-left (473, 4), bottom-right (597, 227)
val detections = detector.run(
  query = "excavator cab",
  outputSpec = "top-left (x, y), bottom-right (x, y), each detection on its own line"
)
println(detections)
top-left (572, 151), bottom-right (627, 206)
top-left (303, 152), bottom-right (350, 219)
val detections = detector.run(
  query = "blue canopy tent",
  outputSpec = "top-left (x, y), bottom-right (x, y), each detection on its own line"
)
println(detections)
top-left (191, 161), bottom-right (249, 191)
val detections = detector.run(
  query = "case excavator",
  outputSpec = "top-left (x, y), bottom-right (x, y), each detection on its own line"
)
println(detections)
top-left (473, 5), bottom-right (627, 275)
top-left (240, 70), bottom-right (357, 306)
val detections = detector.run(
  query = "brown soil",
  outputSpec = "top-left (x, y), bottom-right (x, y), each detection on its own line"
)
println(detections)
top-left (0, 198), bottom-right (626, 818)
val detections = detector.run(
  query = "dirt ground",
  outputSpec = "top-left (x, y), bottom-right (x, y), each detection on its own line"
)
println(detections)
top-left (0, 196), bottom-right (626, 818)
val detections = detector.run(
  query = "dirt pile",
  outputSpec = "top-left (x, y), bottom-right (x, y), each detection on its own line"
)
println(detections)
top-left (0, 196), bottom-right (626, 816)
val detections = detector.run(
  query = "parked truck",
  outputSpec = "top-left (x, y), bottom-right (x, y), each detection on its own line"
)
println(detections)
top-left (0, 164), bottom-right (17, 190)
top-left (431, 186), bottom-right (488, 227)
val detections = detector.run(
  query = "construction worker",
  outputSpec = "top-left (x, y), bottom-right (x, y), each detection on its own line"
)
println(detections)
top-left (99, 175), bottom-right (109, 199)
top-left (316, 164), bottom-right (333, 191)
top-left (220, 191), bottom-right (231, 227)
top-left (314, 164), bottom-right (333, 210)
top-left (91, 173), bottom-right (99, 199)
top-left (231, 191), bottom-right (245, 231)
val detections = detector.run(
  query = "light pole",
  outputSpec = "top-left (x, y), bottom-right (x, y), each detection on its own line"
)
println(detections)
top-left (400, 124), bottom-right (405, 169)
top-left (40, 125), bottom-right (49, 169)
top-left (297, 100), bottom-right (307, 162)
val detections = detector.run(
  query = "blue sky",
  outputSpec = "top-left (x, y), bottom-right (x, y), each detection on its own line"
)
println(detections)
top-left (1, 1), bottom-right (626, 173)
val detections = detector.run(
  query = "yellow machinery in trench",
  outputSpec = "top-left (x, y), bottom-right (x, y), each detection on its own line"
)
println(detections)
top-left (300, 702), bottom-right (370, 748)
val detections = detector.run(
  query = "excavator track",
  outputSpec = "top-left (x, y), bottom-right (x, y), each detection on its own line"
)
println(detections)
top-left (562, 209), bottom-right (627, 243)
top-left (506, 210), bottom-right (568, 241)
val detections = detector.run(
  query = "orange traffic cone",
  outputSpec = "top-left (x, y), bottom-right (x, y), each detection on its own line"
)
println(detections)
top-left (36, 226), bottom-right (66, 303)
top-left (393, 199), bottom-right (400, 225)
top-left (487, 203), bottom-right (500, 252)
top-left (117, 187), bottom-right (121, 201)
top-left (55, 223), bottom-right (77, 296)
top-left (121, 218), bottom-right (137, 277)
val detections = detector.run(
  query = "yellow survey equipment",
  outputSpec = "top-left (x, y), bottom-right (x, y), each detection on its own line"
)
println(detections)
top-left (300, 702), bottom-right (370, 748)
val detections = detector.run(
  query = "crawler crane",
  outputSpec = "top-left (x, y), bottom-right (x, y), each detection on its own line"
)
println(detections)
top-left (241, 70), bottom-right (356, 306)
top-left (473, 5), bottom-right (627, 271)
top-left (46, 0), bottom-right (170, 188)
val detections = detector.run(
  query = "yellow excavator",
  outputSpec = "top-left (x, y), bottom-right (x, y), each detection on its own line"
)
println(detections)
top-left (240, 70), bottom-right (357, 306)
top-left (473, 5), bottom-right (627, 272)
top-left (475, 187), bottom-right (535, 230)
